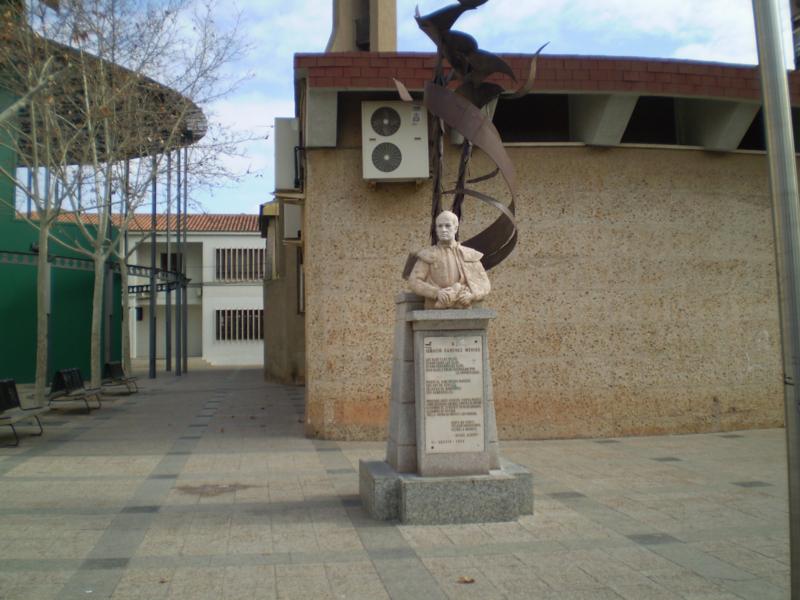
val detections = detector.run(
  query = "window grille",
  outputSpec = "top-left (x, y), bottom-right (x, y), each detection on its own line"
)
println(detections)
top-left (215, 248), bottom-right (265, 281)
top-left (215, 309), bottom-right (263, 341)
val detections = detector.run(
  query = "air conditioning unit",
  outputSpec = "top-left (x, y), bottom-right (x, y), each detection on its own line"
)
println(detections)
top-left (362, 101), bottom-right (429, 181)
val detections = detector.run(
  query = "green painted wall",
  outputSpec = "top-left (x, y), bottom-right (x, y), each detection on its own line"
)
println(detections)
top-left (0, 220), bottom-right (123, 383)
top-left (0, 262), bottom-right (37, 381)
top-left (49, 263), bottom-right (94, 380)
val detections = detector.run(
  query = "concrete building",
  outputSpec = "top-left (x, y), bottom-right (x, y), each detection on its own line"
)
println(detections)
top-left (264, 1), bottom-right (795, 441)
top-left (130, 214), bottom-right (265, 367)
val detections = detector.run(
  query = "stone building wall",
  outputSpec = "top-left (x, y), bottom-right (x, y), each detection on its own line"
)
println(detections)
top-left (303, 144), bottom-right (784, 440)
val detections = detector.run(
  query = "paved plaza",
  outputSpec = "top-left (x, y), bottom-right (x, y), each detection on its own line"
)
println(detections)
top-left (0, 368), bottom-right (790, 599)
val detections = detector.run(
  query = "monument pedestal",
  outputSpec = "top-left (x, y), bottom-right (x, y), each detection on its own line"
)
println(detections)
top-left (360, 293), bottom-right (533, 524)
top-left (360, 456), bottom-right (532, 525)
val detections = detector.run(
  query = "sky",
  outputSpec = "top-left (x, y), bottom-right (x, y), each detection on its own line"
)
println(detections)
top-left (194, 0), bottom-right (796, 215)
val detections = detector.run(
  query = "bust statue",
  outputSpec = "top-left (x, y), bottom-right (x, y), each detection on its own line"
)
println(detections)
top-left (407, 211), bottom-right (491, 309)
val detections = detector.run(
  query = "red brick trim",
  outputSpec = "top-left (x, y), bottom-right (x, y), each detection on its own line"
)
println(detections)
top-left (295, 52), bottom-right (797, 104)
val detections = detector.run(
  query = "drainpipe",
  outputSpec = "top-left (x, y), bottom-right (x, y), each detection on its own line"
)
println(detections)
top-left (149, 153), bottom-right (157, 379)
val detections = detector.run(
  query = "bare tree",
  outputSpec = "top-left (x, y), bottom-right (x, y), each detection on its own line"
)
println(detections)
top-left (0, 0), bottom-right (244, 397)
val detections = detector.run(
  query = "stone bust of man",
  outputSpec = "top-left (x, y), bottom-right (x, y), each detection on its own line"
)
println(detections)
top-left (408, 211), bottom-right (491, 309)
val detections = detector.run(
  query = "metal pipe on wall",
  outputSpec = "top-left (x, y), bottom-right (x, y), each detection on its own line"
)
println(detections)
top-left (183, 146), bottom-right (189, 374)
top-left (124, 161), bottom-right (129, 273)
top-left (148, 153), bottom-right (157, 379)
top-left (165, 152), bottom-right (172, 372)
top-left (175, 148), bottom-right (183, 376)
top-left (123, 160), bottom-right (130, 373)
top-left (752, 1), bottom-right (800, 596)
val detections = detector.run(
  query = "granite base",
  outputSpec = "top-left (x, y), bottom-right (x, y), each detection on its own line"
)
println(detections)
top-left (359, 458), bottom-right (533, 525)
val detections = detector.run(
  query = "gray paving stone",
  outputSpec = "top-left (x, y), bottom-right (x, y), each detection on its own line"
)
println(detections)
top-left (0, 558), bottom-right (81, 571)
top-left (719, 577), bottom-right (787, 600)
top-left (121, 505), bottom-right (161, 514)
top-left (82, 558), bottom-right (131, 570)
top-left (56, 570), bottom-right (125, 600)
top-left (367, 547), bottom-right (417, 560)
top-left (327, 467), bottom-right (355, 474)
top-left (550, 491), bottom-right (587, 499)
top-left (648, 543), bottom-right (758, 581)
top-left (626, 533), bottom-right (681, 546)
top-left (371, 557), bottom-right (447, 600)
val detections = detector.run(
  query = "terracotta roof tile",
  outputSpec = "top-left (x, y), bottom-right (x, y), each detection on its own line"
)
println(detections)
top-left (45, 212), bottom-right (260, 233)
top-left (127, 214), bottom-right (260, 232)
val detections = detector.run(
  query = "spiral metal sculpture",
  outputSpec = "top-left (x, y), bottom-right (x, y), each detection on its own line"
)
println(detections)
top-left (397, 0), bottom-right (545, 273)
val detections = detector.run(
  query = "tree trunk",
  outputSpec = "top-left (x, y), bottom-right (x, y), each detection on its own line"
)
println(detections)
top-left (34, 221), bottom-right (50, 408)
top-left (89, 250), bottom-right (105, 389)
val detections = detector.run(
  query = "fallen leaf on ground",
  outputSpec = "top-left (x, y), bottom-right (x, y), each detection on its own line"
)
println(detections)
top-left (457, 576), bottom-right (475, 584)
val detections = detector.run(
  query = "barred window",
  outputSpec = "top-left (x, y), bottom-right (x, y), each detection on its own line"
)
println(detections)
top-left (215, 309), bottom-right (263, 341)
top-left (215, 248), bottom-right (265, 281)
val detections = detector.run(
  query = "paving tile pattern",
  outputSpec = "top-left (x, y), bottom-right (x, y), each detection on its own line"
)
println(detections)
top-left (0, 368), bottom-right (790, 599)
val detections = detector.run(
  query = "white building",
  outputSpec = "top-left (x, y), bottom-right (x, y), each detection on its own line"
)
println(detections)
top-left (129, 214), bottom-right (266, 367)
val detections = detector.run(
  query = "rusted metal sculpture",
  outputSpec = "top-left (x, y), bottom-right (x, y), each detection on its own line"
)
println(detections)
top-left (397, 0), bottom-right (545, 273)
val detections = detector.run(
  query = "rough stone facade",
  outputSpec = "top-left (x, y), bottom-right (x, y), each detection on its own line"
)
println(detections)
top-left (303, 144), bottom-right (783, 440)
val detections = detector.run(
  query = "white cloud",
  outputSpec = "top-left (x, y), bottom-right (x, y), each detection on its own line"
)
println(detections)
top-left (210, 95), bottom-right (295, 136)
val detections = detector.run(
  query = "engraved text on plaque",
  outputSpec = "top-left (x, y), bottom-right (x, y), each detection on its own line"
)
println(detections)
top-left (423, 336), bottom-right (484, 453)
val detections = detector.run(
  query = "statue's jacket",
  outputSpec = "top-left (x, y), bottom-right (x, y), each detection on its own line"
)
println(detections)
top-left (408, 242), bottom-right (491, 308)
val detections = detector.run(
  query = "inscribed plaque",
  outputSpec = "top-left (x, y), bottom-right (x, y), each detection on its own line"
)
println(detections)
top-left (423, 335), bottom-right (485, 454)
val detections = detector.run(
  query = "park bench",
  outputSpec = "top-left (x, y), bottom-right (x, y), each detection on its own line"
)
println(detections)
top-left (0, 379), bottom-right (49, 447)
top-left (103, 361), bottom-right (138, 394)
top-left (48, 368), bottom-right (101, 412)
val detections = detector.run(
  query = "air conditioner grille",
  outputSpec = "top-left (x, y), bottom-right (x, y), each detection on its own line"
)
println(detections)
top-left (371, 107), bottom-right (402, 137)
top-left (372, 142), bottom-right (403, 172)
